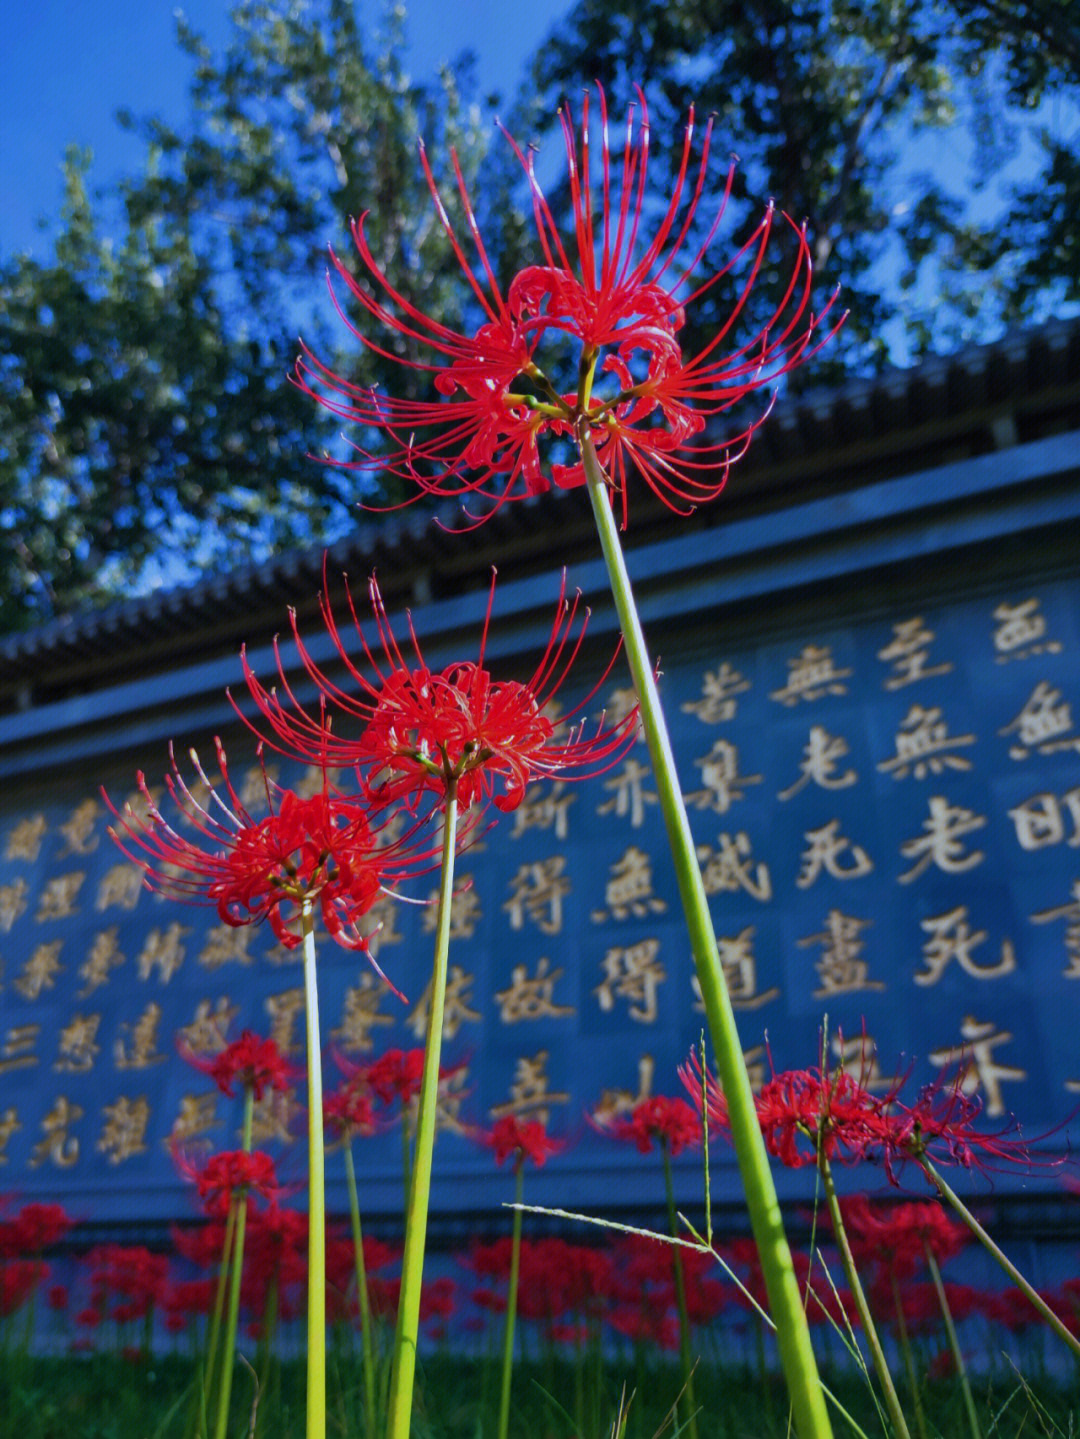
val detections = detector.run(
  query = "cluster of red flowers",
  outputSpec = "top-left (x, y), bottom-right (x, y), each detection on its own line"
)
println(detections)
top-left (682, 1050), bottom-right (1054, 1184)
top-left (296, 86), bottom-right (841, 527)
top-left (598, 1094), bottom-right (702, 1158)
top-left (480, 1114), bottom-right (562, 1169)
top-left (181, 1029), bottom-right (298, 1100)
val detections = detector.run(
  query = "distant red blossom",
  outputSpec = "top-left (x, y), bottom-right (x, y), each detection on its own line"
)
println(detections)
top-left (180, 1029), bottom-right (298, 1100)
top-left (603, 1095), bottom-right (701, 1157)
top-left (480, 1114), bottom-right (563, 1169)
top-left (296, 86), bottom-right (840, 527)
top-left (176, 1148), bottom-right (281, 1216)
top-left (0, 1200), bottom-right (74, 1258)
top-left (238, 569), bottom-right (637, 814)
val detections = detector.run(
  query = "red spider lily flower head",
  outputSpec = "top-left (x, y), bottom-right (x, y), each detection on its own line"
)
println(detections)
top-left (236, 566), bottom-right (638, 816)
top-left (364, 1047), bottom-right (427, 1108)
top-left (601, 1094), bottom-right (701, 1158)
top-left (179, 1029), bottom-right (299, 1101)
top-left (479, 1114), bottom-right (563, 1169)
top-left (323, 1070), bottom-right (377, 1138)
top-left (295, 85), bottom-right (841, 529)
top-left (838, 1194), bottom-right (969, 1284)
top-left (882, 1064), bottom-right (1069, 1182)
top-left (679, 1047), bottom-right (889, 1170)
top-left (175, 1148), bottom-right (282, 1217)
top-left (0, 1202), bottom-right (75, 1257)
top-left (104, 740), bottom-right (438, 996)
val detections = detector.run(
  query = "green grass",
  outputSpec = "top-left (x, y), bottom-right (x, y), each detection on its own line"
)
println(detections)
top-left (2, 1352), bottom-right (1079, 1439)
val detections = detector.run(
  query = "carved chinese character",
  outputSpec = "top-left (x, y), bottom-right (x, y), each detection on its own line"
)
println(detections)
top-left (797, 911), bottom-right (883, 998)
top-left (78, 927), bottom-right (125, 996)
top-left (898, 797), bottom-right (986, 883)
top-left (54, 1014), bottom-right (102, 1072)
top-left (685, 739), bottom-right (762, 814)
top-left (0, 1024), bottom-right (41, 1075)
top-left (595, 940), bottom-right (666, 1024)
top-left (877, 706), bottom-right (975, 780)
top-left (928, 1016), bottom-right (1026, 1116)
top-left (168, 1092), bottom-right (221, 1147)
top-left (601, 684), bottom-right (644, 742)
top-left (778, 726), bottom-right (858, 800)
top-left (695, 831), bottom-right (772, 902)
top-left (770, 645), bottom-right (852, 706)
top-left (591, 846), bottom-right (667, 921)
top-left (992, 598), bottom-right (1062, 662)
top-left (238, 761), bottom-right (279, 812)
top-left (265, 988), bottom-right (306, 1054)
top-left (421, 878), bottom-right (482, 939)
top-left (57, 798), bottom-right (101, 856)
top-left (4, 814), bottom-right (48, 863)
top-left (97, 1095), bottom-right (150, 1164)
top-left (1008, 787), bottom-right (1080, 850)
top-left (136, 922), bottom-right (189, 983)
top-left (1030, 880), bottom-right (1080, 977)
top-left (877, 618), bottom-right (953, 690)
top-left (1000, 682), bottom-right (1080, 759)
top-left (0, 1107), bottom-right (20, 1163)
top-left (178, 998), bottom-right (238, 1054)
top-left (34, 871), bottom-right (86, 922)
top-left (597, 757), bottom-right (658, 828)
top-left (493, 958), bottom-right (576, 1023)
top-left (916, 906), bottom-right (1016, 986)
top-left (293, 764), bottom-right (346, 799)
top-left (0, 878), bottom-right (29, 932)
top-left (198, 924), bottom-right (255, 969)
top-left (250, 1087), bottom-right (300, 1145)
top-left (354, 890), bottom-right (405, 962)
top-left (115, 1002), bottom-right (167, 1069)
top-left (331, 973), bottom-right (396, 1052)
top-left (796, 821), bottom-right (873, 888)
top-left (29, 1096), bottom-right (83, 1168)
top-left (95, 863), bottom-right (144, 912)
top-left (510, 783), bottom-right (577, 841)
top-left (406, 964), bottom-right (481, 1041)
top-left (489, 1050), bottom-right (569, 1126)
top-left (503, 858), bottom-right (570, 935)
top-left (681, 664), bottom-right (750, 724)
top-left (433, 1064), bottom-right (472, 1137)
top-left (14, 941), bottom-right (64, 999)
top-left (711, 925), bottom-right (780, 1009)
top-left (593, 1055), bottom-right (656, 1122)
top-left (830, 1033), bottom-right (894, 1091)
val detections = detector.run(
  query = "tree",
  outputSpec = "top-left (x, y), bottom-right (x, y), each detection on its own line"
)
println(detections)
top-left (0, 0), bottom-right (490, 632)
top-left (520, 0), bottom-right (1080, 369)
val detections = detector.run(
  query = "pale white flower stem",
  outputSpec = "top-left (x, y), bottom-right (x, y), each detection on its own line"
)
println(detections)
top-left (580, 428), bottom-right (834, 1438)
top-left (301, 900), bottom-right (327, 1439)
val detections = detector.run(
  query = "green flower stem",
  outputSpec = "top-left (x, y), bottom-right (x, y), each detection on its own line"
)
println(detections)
top-left (890, 1273), bottom-right (929, 1439)
top-left (301, 899), bottom-right (328, 1439)
top-left (579, 429), bottom-right (834, 1438)
top-left (819, 1154), bottom-right (911, 1439)
top-left (386, 784), bottom-right (459, 1439)
top-left (199, 1195), bottom-right (239, 1439)
top-left (496, 1161), bottom-right (525, 1439)
top-left (924, 1244), bottom-right (981, 1439)
top-left (213, 1085), bottom-right (256, 1439)
top-left (662, 1141), bottom-right (699, 1439)
top-left (344, 1140), bottom-right (379, 1439)
top-left (918, 1157), bottom-right (1080, 1365)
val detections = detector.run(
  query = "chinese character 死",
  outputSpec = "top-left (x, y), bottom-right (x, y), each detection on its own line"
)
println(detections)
top-left (916, 906), bottom-right (1016, 986)
top-left (796, 821), bottom-right (873, 889)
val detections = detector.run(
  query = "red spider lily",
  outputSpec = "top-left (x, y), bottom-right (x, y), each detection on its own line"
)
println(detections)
top-left (0, 1261), bottom-right (47, 1318)
top-left (479, 1114), bottom-right (563, 1168)
top-left (364, 1047), bottom-right (426, 1108)
top-left (601, 1094), bottom-right (701, 1158)
top-left (105, 740), bottom-right (437, 993)
top-left (323, 1071), bottom-right (378, 1138)
top-left (838, 1195), bottom-right (968, 1285)
top-left (295, 85), bottom-right (840, 528)
top-left (237, 567), bottom-right (637, 814)
top-left (0, 1200), bottom-right (74, 1257)
top-left (179, 1029), bottom-right (299, 1101)
top-left (85, 1245), bottom-right (169, 1322)
top-left (175, 1148), bottom-right (281, 1216)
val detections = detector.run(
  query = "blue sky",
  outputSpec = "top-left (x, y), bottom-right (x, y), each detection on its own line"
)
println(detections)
top-left (1, 0), bottom-right (569, 260)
